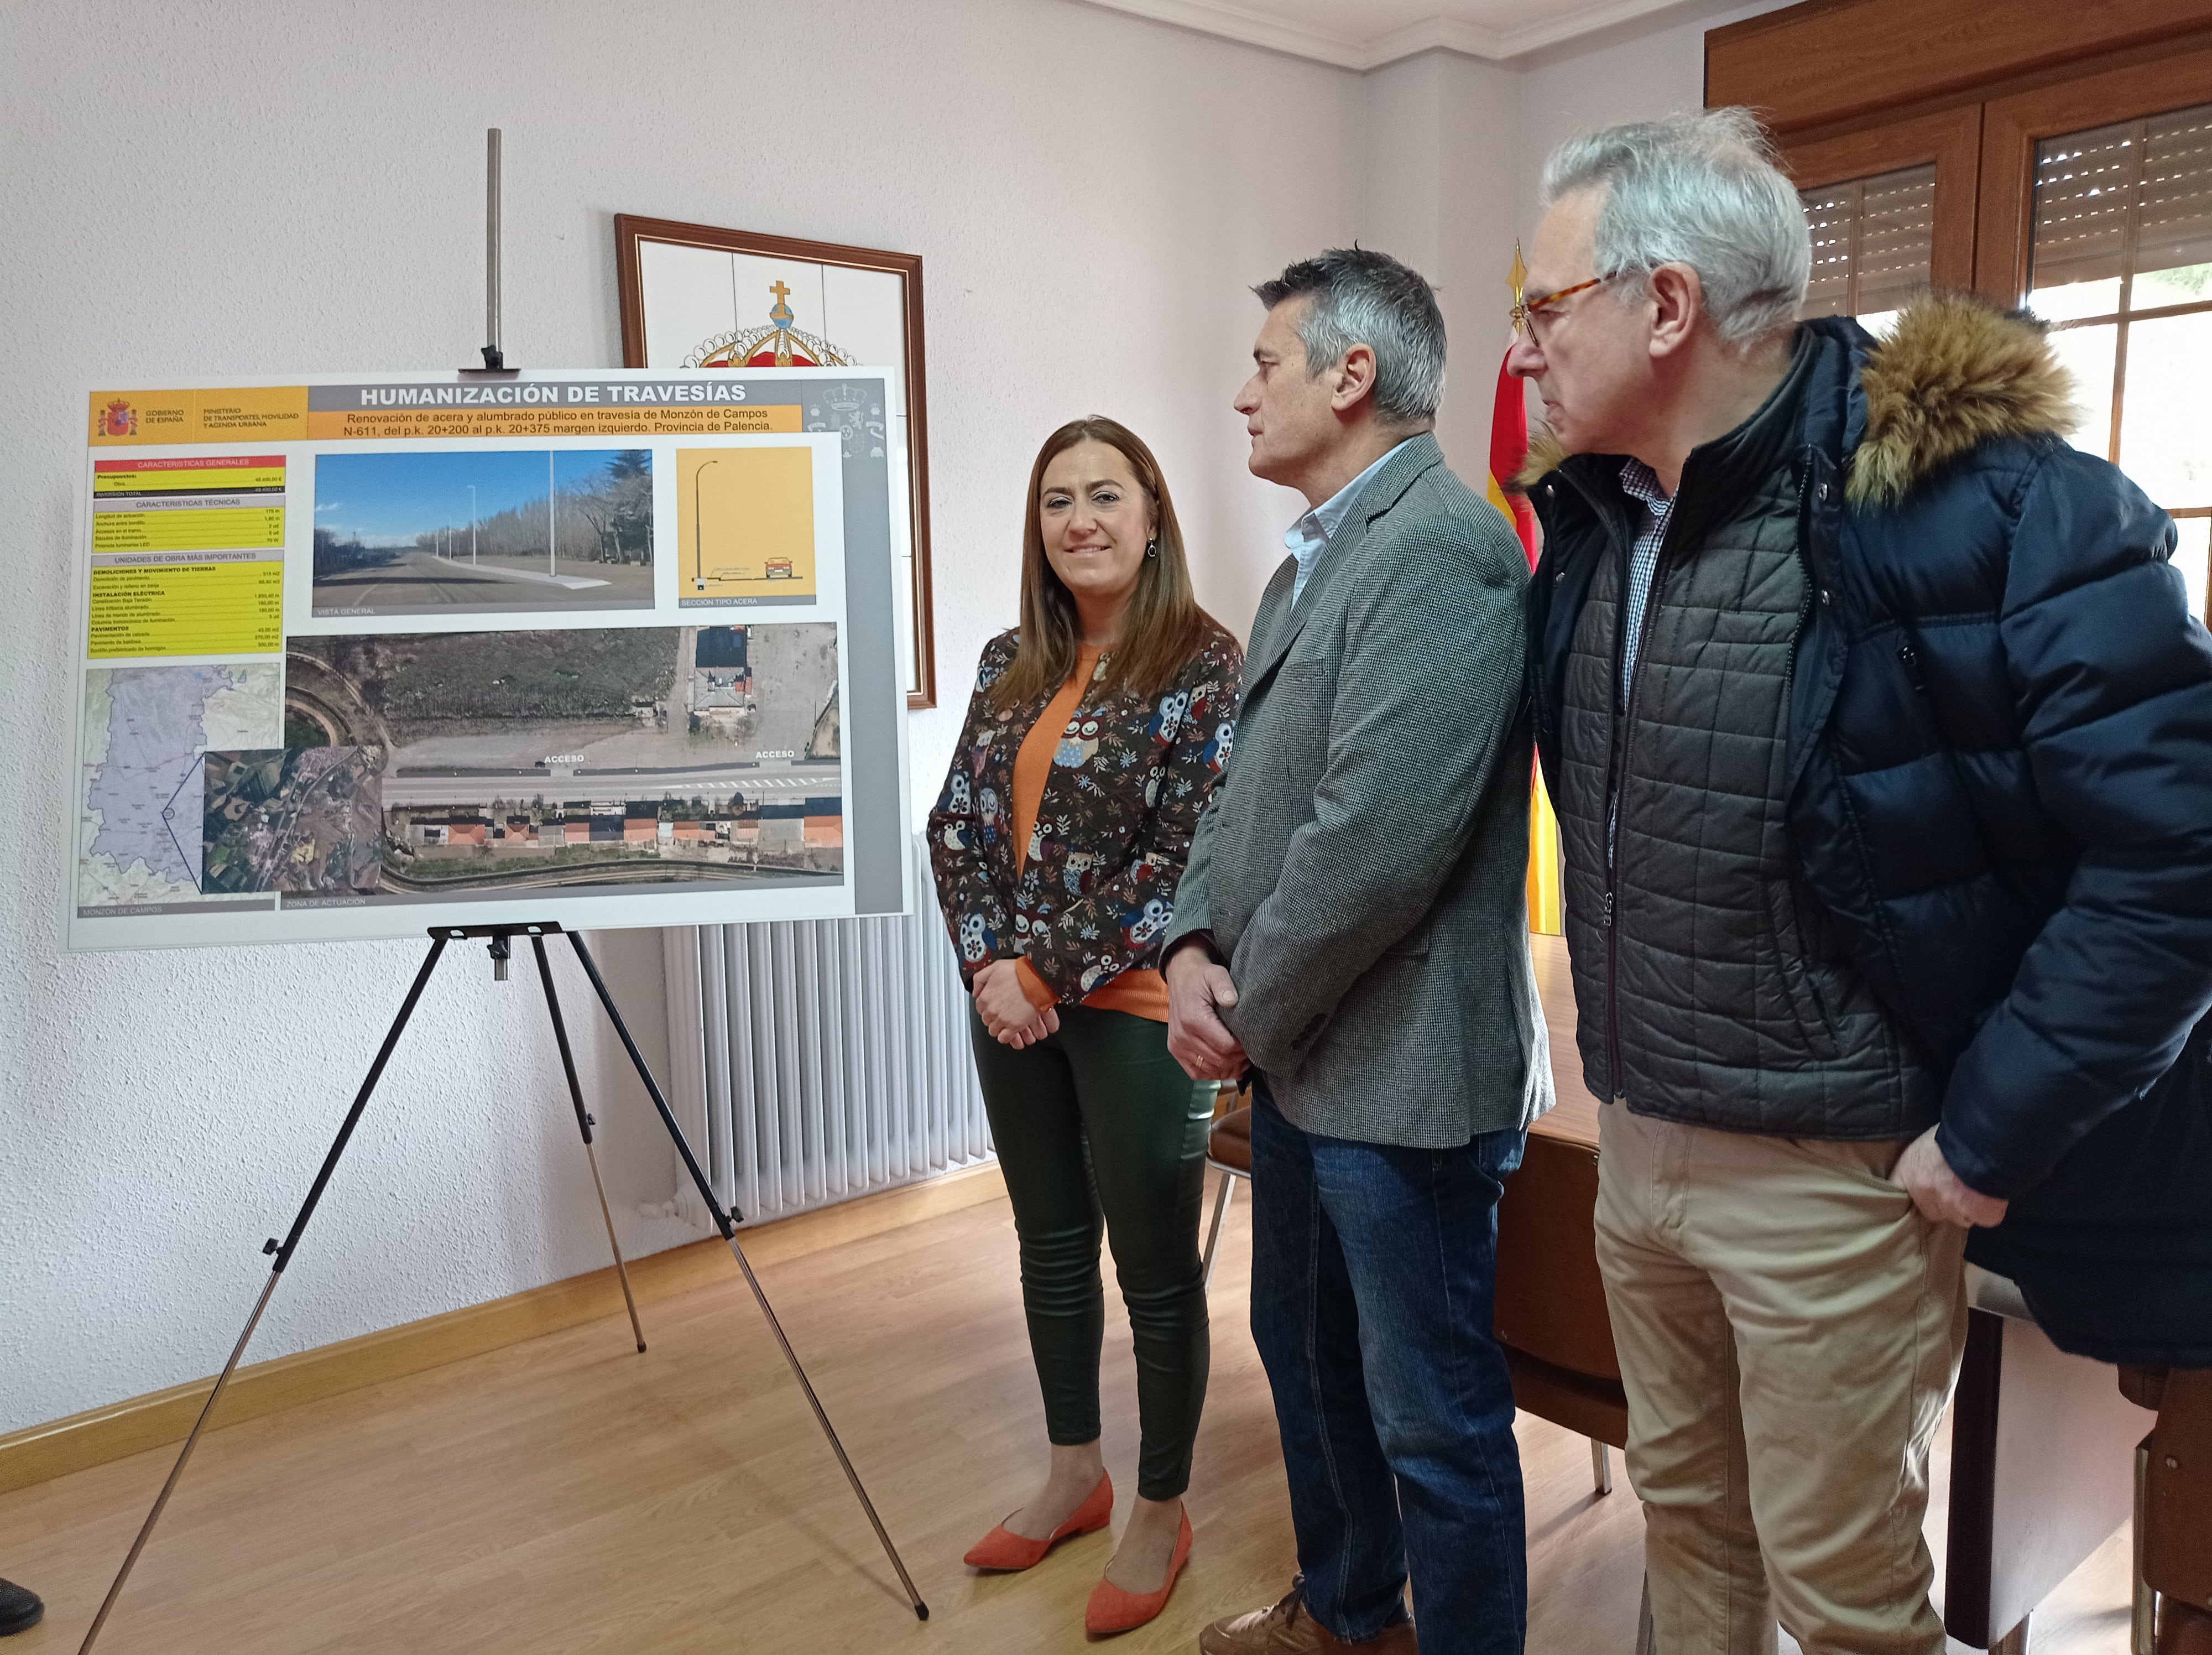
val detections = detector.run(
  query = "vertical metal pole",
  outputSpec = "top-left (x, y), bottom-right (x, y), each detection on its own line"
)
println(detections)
top-left (549, 450), bottom-right (556, 576)
top-left (486, 128), bottom-right (502, 367)
top-left (1201, 1168), bottom-right (1233, 1289)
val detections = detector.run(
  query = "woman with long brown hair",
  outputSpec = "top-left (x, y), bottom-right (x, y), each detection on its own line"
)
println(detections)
top-left (930, 417), bottom-right (1240, 1634)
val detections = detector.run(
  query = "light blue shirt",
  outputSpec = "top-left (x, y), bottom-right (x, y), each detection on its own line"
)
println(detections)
top-left (1284, 438), bottom-right (1415, 605)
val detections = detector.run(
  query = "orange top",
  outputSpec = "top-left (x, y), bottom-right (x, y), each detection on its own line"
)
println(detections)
top-left (1008, 647), bottom-right (1170, 1023)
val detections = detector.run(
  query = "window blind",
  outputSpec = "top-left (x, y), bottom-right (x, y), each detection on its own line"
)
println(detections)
top-left (2032, 102), bottom-right (2212, 290)
top-left (1800, 163), bottom-right (1936, 320)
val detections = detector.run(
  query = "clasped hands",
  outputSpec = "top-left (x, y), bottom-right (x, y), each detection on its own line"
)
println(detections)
top-left (1165, 939), bottom-right (1246, 1082)
top-left (972, 958), bottom-right (1059, 1049)
top-left (977, 944), bottom-right (1248, 1077)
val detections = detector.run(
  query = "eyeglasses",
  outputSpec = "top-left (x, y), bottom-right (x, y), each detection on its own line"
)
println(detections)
top-left (1510, 276), bottom-right (1606, 341)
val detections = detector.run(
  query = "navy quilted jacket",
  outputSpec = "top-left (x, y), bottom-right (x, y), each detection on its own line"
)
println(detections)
top-left (1528, 299), bottom-right (2212, 1365)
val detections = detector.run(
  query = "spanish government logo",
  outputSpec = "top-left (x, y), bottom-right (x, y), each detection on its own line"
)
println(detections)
top-left (100, 398), bottom-right (137, 438)
top-left (685, 282), bottom-right (857, 370)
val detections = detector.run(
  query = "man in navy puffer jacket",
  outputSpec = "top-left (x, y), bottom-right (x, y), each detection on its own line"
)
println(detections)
top-left (1517, 108), bottom-right (2212, 1655)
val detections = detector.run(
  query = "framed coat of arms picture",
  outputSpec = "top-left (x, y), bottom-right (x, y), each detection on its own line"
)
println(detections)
top-left (615, 215), bottom-right (936, 707)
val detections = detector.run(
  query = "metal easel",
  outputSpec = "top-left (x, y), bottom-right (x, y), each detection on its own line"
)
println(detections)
top-left (76, 132), bottom-right (925, 1651)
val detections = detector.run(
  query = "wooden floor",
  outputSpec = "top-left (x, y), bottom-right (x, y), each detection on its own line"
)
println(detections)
top-left (0, 1179), bottom-right (2136, 1653)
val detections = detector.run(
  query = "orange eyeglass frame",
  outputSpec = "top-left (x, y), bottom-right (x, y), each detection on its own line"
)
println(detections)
top-left (1510, 276), bottom-right (1606, 337)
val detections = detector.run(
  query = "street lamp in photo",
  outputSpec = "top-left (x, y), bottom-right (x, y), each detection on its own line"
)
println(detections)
top-left (468, 484), bottom-right (478, 564)
top-left (694, 457), bottom-right (721, 591)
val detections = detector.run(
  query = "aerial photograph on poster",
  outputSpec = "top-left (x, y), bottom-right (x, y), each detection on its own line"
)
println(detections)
top-left (311, 449), bottom-right (655, 616)
top-left (201, 746), bottom-right (386, 893)
top-left (77, 662), bottom-right (284, 908)
top-left (281, 622), bottom-right (842, 900)
top-left (675, 445), bottom-right (818, 605)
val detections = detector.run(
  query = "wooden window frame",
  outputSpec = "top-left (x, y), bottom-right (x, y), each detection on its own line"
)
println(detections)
top-left (1717, 4), bottom-right (2212, 620)
top-left (1974, 42), bottom-right (2212, 305)
top-left (1707, 0), bottom-right (2212, 140)
top-left (1783, 106), bottom-right (1984, 295)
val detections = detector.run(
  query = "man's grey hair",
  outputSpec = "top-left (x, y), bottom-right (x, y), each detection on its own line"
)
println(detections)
top-left (1540, 107), bottom-right (1809, 347)
top-left (1254, 247), bottom-right (1445, 425)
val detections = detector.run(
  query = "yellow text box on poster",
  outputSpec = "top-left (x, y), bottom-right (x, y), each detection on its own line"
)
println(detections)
top-left (87, 561), bottom-right (284, 657)
top-left (305, 405), bottom-right (803, 441)
top-left (92, 506), bottom-right (286, 554)
top-left (95, 465), bottom-right (286, 494)
top-left (676, 447), bottom-right (818, 598)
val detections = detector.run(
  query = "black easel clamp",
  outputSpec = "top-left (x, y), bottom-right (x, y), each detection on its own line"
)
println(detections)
top-left (76, 924), bottom-right (926, 1652)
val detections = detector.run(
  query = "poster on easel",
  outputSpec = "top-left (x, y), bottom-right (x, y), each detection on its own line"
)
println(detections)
top-left (67, 369), bottom-right (913, 951)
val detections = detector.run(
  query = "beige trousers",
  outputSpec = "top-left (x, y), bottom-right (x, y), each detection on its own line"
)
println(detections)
top-left (1594, 1103), bottom-right (1968, 1655)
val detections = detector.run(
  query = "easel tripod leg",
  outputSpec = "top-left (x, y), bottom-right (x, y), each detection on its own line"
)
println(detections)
top-left (79, 935), bottom-right (450, 1654)
top-left (76, 1273), bottom-right (279, 1654)
top-left (564, 930), bottom-right (930, 1622)
top-left (530, 933), bottom-right (645, 1352)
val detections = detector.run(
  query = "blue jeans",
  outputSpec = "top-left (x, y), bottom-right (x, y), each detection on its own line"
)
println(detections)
top-left (1248, 1079), bottom-right (1528, 1653)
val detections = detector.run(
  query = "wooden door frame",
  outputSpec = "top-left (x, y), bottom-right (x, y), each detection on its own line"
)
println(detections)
top-left (1974, 43), bottom-right (2212, 304)
top-left (1782, 105), bottom-right (1984, 294)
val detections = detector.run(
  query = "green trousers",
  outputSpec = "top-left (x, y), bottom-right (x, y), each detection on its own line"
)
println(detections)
top-left (969, 1003), bottom-right (1215, 1501)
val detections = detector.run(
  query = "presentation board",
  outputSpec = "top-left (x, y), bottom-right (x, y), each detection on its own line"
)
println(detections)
top-left (68, 370), bottom-right (912, 951)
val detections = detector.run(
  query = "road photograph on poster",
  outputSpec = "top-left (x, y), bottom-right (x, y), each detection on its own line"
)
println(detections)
top-left (312, 447), bottom-right (655, 616)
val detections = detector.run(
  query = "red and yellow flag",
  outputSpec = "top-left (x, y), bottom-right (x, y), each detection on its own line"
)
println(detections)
top-left (1485, 261), bottom-right (1564, 936)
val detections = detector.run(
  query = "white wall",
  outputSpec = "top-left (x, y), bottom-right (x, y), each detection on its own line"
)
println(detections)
top-left (1517, 0), bottom-right (1797, 210)
top-left (1, 0), bottom-right (1795, 1435)
top-left (1361, 53), bottom-right (1526, 478)
top-left (0, 0), bottom-right (1367, 1437)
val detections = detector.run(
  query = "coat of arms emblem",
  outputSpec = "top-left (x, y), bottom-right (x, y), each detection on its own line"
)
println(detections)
top-left (100, 398), bottom-right (137, 437)
top-left (685, 282), bottom-right (857, 371)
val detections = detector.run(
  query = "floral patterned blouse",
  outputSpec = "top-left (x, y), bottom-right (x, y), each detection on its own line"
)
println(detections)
top-left (929, 626), bottom-right (1243, 1003)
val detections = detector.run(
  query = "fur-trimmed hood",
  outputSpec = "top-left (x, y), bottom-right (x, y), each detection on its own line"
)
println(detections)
top-left (1849, 295), bottom-right (2078, 505)
top-left (1512, 295), bottom-right (2079, 507)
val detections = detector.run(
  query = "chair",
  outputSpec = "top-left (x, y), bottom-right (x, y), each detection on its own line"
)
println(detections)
top-left (1201, 1092), bottom-right (1625, 1501)
top-left (2121, 1365), bottom-right (2212, 1655)
top-left (1493, 1115), bottom-right (1627, 1501)
top-left (1200, 1100), bottom-right (1250, 1289)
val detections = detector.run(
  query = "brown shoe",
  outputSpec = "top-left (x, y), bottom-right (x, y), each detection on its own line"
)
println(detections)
top-left (1198, 1586), bottom-right (1417, 1653)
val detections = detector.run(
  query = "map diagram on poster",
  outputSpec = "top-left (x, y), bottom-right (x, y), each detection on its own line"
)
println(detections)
top-left (66, 371), bottom-right (911, 951)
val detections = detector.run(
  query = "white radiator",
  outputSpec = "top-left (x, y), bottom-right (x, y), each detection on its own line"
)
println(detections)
top-left (660, 832), bottom-right (992, 1227)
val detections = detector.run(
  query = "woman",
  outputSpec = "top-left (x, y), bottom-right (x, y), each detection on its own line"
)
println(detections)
top-left (930, 417), bottom-right (1240, 1635)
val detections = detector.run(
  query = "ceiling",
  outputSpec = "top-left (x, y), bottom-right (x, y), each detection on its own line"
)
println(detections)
top-left (1078, 0), bottom-right (1700, 65)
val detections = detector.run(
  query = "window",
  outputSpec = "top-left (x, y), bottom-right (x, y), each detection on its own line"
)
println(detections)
top-left (1799, 162), bottom-right (1937, 335)
top-left (1714, 8), bottom-right (2212, 626)
top-left (2028, 101), bottom-right (2212, 606)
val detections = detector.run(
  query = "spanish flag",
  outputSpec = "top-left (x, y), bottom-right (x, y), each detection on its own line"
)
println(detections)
top-left (1486, 334), bottom-right (1564, 938)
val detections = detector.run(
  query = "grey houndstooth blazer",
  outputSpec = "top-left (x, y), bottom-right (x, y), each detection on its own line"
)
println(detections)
top-left (1166, 433), bottom-right (1552, 1148)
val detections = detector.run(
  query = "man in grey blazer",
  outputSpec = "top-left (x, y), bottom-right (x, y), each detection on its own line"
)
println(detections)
top-left (1168, 249), bottom-right (1548, 1655)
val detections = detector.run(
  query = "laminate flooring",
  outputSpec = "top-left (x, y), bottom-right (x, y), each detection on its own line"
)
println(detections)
top-left (0, 1180), bottom-right (2135, 1653)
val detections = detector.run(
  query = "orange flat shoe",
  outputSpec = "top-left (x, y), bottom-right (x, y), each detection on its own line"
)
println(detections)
top-left (963, 1472), bottom-right (1114, 1570)
top-left (1084, 1506), bottom-right (1192, 1633)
